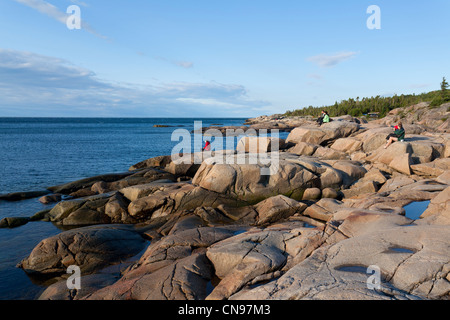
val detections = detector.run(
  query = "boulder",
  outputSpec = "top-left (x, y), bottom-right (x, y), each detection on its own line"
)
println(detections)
top-left (419, 186), bottom-right (450, 225)
top-left (191, 154), bottom-right (320, 203)
top-left (350, 152), bottom-right (368, 162)
top-left (69, 188), bottom-right (97, 198)
top-left (389, 153), bottom-right (412, 175)
top-left (47, 198), bottom-right (86, 222)
top-left (89, 168), bottom-right (177, 194)
top-left (129, 155), bottom-right (173, 171)
top-left (104, 192), bottom-right (136, 224)
top-left (46, 192), bottom-right (141, 226)
top-left (88, 253), bottom-right (214, 300)
top-left (47, 172), bottom-right (133, 194)
top-left (85, 227), bottom-right (235, 300)
top-left (17, 225), bottom-right (147, 275)
top-left (321, 188), bottom-right (340, 199)
top-left (436, 171), bottom-right (450, 185)
top-left (302, 188), bottom-right (322, 200)
top-left (326, 160), bottom-right (367, 188)
top-left (254, 195), bottom-right (307, 225)
top-left (165, 160), bottom-right (201, 178)
top-left (38, 273), bottom-right (119, 300)
top-left (302, 198), bottom-right (345, 222)
top-left (445, 137), bottom-right (450, 158)
top-left (0, 190), bottom-right (50, 201)
top-left (379, 175), bottom-right (416, 193)
top-left (411, 158), bottom-right (450, 177)
top-left (206, 228), bottom-right (292, 300)
top-left (0, 217), bottom-right (30, 228)
top-left (367, 142), bottom-right (412, 166)
top-left (286, 142), bottom-right (318, 156)
top-left (61, 204), bottom-right (111, 226)
top-left (120, 180), bottom-right (180, 202)
top-left (319, 167), bottom-right (344, 190)
top-left (355, 127), bottom-right (392, 153)
top-left (286, 121), bottom-right (360, 146)
top-left (407, 138), bottom-right (445, 164)
top-left (236, 137), bottom-right (286, 153)
top-left (48, 193), bottom-right (113, 226)
top-left (342, 180), bottom-right (378, 199)
top-left (165, 150), bottom-right (236, 178)
top-left (127, 183), bottom-right (246, 220)
top-left (312, 146), bottom-right (348, 160)
top-left (30, 209), bottom-right (51, 222)
top-left (211, 205), bottom-right (258, 225)
top-left (331, 137), bottom-right (363, 154)
top-left (167, 215), bottom-right (206, 235)
top-left (39, 194), bottom-right (62, 204)
top-left (362, 168), bottom-right (388, 185)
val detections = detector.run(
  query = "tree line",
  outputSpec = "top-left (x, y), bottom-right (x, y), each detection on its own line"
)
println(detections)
top-left (284, 77), bottom-right (449, 119)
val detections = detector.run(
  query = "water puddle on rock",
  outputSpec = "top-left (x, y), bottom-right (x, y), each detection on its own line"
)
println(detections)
top-left (334, 265), bottom-right (368, 274)
top-left (403, 200), bottom-right (431, 220)
top-left (385, 247), bottom-right (415, 254)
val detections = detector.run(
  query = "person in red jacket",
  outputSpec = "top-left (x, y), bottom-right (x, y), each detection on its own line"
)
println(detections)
top-left (203, 140), bottom-right (211, 151)
top-left (384, 122), bottom-right (405, 149)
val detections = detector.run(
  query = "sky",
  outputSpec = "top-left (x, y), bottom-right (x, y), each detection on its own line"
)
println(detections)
top-left (0, 0), bottom-right (449, 117)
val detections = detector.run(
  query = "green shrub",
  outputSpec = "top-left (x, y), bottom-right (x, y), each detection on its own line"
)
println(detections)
top-left (430, 96), bottom-right (443, 108)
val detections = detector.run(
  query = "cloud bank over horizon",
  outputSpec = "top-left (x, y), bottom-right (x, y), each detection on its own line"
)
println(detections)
top-left (0, 49), bottom-right (271, 117)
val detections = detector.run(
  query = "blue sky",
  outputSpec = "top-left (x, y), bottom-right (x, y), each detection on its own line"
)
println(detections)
top-left (0, 0), bottom-right (449, 117)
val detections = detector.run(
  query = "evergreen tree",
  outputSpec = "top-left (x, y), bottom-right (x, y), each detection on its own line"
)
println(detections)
top-left (441, 77), bottom-right (449, 100)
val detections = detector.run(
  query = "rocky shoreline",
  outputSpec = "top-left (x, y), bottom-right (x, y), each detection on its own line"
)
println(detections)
top-left (2, 102), bottom-right (449, 300)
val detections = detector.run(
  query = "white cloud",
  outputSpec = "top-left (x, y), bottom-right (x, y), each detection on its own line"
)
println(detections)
top-left (307, 73), bottom-right (323, 80)
top-left (307, 51), bottom-right (359, 68)
top-left (70, 0), bottom-right (88, 7)
top-left (175, 98), bottom-right (248, 110)
top-left (0, 49), bottom-right (101, 89)
top-left (0, 49), bottom-right (269, 117)
top-left (13, 0), bottom-right (107, 39)
top-left (175, 61), bottom-right (194, 69)
top-left (153, 56), bottom-right (195, 69)
top-left (14, 0), bottom-right (67, 23)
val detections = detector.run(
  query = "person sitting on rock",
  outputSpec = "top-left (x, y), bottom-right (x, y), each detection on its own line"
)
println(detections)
top-left (317, 111), bottom-right (330, 126)
top-left (316, 111), bottom-right (325, 125)
top-left (202, 140), bottom-right (211, 151)
top-left (384, 122), bottom-right (405, 149)
top-left (322, 111), bottom-right (330, 124)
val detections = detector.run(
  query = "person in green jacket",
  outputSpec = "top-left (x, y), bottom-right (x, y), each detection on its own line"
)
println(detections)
top-left (317, 110), bottom-right (330, 126)
top-left (384, 122), bottom-right (405, 149)
top-left (323, 111), bottom-right (330, 124)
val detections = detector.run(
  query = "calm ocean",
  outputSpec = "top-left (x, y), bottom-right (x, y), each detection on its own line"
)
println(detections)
top-left (0, 117), bottom-right (252, 300)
